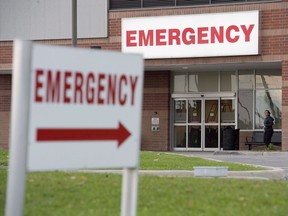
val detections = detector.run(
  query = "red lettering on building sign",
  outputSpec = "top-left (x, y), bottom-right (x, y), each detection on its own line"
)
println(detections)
top-left (126, 24), bottom-right (255, 47)
top-left (34, 69), bottom-right (139, 106)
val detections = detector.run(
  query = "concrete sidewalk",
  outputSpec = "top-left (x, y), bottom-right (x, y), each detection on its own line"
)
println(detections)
top-left (169, 151), bottom-right (288, 180)
top-left (84, 168), bottom-right (287, 180)
top-left (82, 151), bottom-right (288, 180)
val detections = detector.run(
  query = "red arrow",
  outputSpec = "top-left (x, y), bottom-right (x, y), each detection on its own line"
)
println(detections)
top-left (36, 122), bottom-right (131, 148)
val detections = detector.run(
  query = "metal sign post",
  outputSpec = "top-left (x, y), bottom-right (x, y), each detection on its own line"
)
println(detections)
top-left (5, 41), bottom-right (32, 216)
top-left (121, 168), bottom-right (139, 216)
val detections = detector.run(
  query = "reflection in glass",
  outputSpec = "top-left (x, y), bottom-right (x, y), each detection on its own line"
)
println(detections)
top-left (255, 90), bottom-right (282, 129)
top-left (205, 126), bottom-right (218, 148)
top-left (188, 100), bottom-right (201, 123)
top-left (174, 73), bottom-right (186, 92)
top-left (189, 72), bottom-right (218, 92)
top-left (205, 100), bottom-right (218, 123)
top-left (188, 126), bottom-right (201, 148)
top-left (174, 100), bottom-right (186, 123)
top-left (220, 99), bottom-right (235, 123)
top-left (238, 90), bottom-right (253, 129)
top-left (239, 70), bottom-right (254, 89)
top-left (220, 71), bottom-right (236, 91)
top-left (256, 69), bottom-right (281, 89)
top-left (174, 126), bottom-right (186, 148)
top-left (188, 73), bottom-right (199, 92)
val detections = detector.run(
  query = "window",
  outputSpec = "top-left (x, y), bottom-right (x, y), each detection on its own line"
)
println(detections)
top-left (143, 0), bottom-right (175, 8)
top-left (237, 68), bottom-right (282, 130)
top-left (255, 68), bottom-right (281, 130)
top-left (110, 0), bottom-right (276, 10)
top-left (188, 99), bottom-right (201, 123)
top-left (255, 90), bottom-right (281, 129)
top-left (256, 69), bottom-right (281, 89)
top-left (188, 73), bottom-right (199, 92)
top-left (177, 0), bottom-right (210, 6)
top-left (173, 73), bottom-right (186, 92)
top-left (238, 90), bottom-right (253, 129)
top-left (239, 70), bottom-right (254, 89)
top-left (110, 0), bottom-right (141, 9)
top-left (174, 100), bottom-right (186, 123)
top-left (174, 126), bottom-right (186, 147)
top-left (211, 0), bottom-right (245, 3)
top-left (238, 70), bottom-right (254, 129)
top-left (221, 99), bottom-right (235, 123)
top-left (172, 67), bottom-right (282, 131)
top-left (220, 71), bottom-right (236, 91)
top-left (188, 72), bottom-right (218, 92)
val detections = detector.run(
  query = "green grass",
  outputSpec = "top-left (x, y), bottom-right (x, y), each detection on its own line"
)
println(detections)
top-left (1, 170), bottom-right (288, 216)
top-left (1, 150), bottom-right (283, 216)
top-left (140, 151), bottom-right (263, 171)
top-left (1, 150), bottom-right (263, 171)
top-left (0, 150), bottom-right (8, 167)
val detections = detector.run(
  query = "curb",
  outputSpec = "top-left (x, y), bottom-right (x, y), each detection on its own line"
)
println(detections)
top-left (78, 168), bottom-right (288, 180)
top-left (213, 150), bottom-right (288, 156)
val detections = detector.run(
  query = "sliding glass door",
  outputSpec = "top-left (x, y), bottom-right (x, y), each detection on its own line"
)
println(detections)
top-left (173, 96), bottom-right (236, 151)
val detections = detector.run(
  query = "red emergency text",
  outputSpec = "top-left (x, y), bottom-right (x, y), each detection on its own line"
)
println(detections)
top-left (34, 69), bottom-right (139, 106)
top-left (126, 24), bottom-right (255, 47)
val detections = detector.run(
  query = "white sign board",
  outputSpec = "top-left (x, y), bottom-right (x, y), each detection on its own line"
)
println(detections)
top-left (6, 40), bottom-right (142, 216)
top-left (27, 44), bottom-right (143, 171)
top-left (122, 11), bottom-right (259, 59)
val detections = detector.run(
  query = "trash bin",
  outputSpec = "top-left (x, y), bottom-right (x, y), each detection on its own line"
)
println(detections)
top-left (234, 129), bottom-right (240, 150)
top-left (223, 127), bottom-right (240, 150)
top-left (223, 126), bottom-right (235, 150)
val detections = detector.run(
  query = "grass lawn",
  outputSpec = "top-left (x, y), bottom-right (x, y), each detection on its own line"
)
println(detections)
top-left (1, 150), bottom-right (263, 171)
top-left (140, 151), bottom-right (263, 171)
top-left (1, 150), bottom-right (287, 216)
top-left (0, 150), bottom-right (8, 167)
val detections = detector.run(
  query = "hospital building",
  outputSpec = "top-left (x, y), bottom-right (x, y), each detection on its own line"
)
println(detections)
top-left (0, 0), bottom-right (287, 151)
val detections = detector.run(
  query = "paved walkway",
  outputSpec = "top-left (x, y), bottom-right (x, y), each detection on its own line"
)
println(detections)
top-left (169, 151), bottom-right (288, 180)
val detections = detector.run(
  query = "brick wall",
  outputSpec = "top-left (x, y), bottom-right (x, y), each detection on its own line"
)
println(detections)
top-left (141, 71), bottom-right (170, 151)
top-left (0, 44), bottom-right (12, 65)
top-left (0, 75), bottom-right (11, 149)
top-left (282, 61), bottom-right (288, 151)
top-left (239, 131), bottom-right (252, 151)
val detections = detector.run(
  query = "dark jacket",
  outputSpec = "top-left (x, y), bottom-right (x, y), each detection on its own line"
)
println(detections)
top-left (264, 116), bottom-right (274, 130)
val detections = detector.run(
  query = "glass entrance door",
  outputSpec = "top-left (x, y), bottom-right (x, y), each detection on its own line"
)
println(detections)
top-left (173, 96), bottom-right (236, 151)
top-left (187, 99), bottom-right (202, 149)
top-left (174, 99), bottom-right (202, 150)
top-left (204, 99), bottom-right (219, 150)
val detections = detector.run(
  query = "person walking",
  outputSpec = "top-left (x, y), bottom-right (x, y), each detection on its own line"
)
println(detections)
top-left (264, 110), bottom-right (274, 148)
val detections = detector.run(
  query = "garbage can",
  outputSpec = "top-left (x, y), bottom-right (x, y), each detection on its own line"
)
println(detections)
top-left (223, 127), bottom-right (240, 150)
top-left (234, 129), bottom-right (240, 150)
top-left (223, 126), bottom-right (234, 150)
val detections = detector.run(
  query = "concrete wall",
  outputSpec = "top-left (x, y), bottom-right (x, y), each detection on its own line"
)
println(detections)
top-left (0, 0), bottom-right (107, 40)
